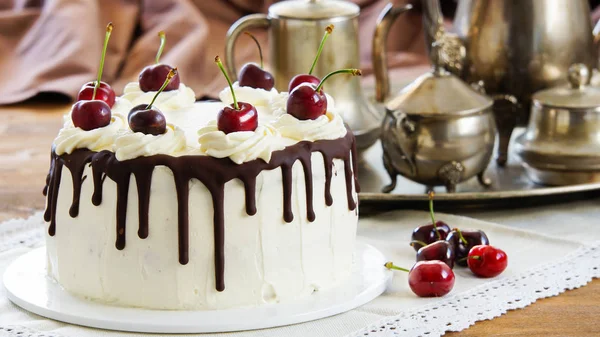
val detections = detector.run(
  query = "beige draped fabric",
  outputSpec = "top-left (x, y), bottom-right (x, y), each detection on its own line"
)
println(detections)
top-left (0, 0), bottom-right (427, 105)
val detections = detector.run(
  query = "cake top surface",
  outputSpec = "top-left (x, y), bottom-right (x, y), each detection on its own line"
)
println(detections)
top-left (55, 81), bottom-right (348, 164)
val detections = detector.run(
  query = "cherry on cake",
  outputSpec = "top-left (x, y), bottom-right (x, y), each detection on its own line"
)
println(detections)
top-left (44, 53), bottom-right (360, 309)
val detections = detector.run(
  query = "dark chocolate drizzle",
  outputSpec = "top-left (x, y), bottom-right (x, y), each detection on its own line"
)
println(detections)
top-left (44, 131), bottom-right (359, 292)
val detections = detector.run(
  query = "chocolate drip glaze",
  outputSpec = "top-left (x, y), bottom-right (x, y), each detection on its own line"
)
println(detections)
top-left (44, 131), bottom-right (358, 292)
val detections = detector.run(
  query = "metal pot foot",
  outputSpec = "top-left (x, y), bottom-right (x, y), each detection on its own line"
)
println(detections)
top-left (477, 171), bottom-right (492, 188)
top-left (438, 161), bottom-right (464, 194)
top-left (382, 154), bottom-right (398, 193)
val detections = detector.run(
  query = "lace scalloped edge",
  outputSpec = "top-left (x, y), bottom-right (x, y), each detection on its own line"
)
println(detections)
top-left (349, 241), bottom-right (600, 337)
top-left (0, 212), bottom-right (45, 253)
top-left (1, 214), bottom-right (599, 337)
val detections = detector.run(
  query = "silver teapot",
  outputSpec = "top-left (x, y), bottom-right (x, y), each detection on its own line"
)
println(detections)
top-left (225, 0), bottom-right (381, 150)
top-left (376, 0), bottom-right (600, 166)
top-left (381, 44), bottom-right (496, 193)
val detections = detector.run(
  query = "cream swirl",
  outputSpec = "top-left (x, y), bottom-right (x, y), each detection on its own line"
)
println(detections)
top-left (271, 110), bottom-right (347, 142)
top-left (197, 121), bottom-right (288, 164)
top-left (120, 82), bottom-right (196, 112)
top-left (219, 82), bottom-right (278, 108)
top-left (54, 114), bottom-right (127, 155)
top-left (114, 124), bottom-right (187, 161)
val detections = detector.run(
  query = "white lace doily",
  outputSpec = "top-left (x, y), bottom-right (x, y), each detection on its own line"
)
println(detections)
top-left (1, 211), bottom-right (599, 337)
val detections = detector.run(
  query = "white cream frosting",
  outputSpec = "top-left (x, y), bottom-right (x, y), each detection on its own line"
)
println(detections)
top-left (219, 82), bottom-right (278, 108)
top-left (197, 121), bottom-right (290, 164)
top-left (114, 124), bottom-right (187, 161)
top-left (120, 82), bottom-right (196, 112)
top-left (271, 111), bottom-right (347, 142)
top-left (54, 114), bottom-right (127, 155)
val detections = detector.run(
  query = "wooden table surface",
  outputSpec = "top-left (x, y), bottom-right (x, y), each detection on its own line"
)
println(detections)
top-left (1, 100), bottom-right (599, 336)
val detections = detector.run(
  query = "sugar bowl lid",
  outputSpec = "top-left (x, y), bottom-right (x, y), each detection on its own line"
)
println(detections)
top-left (385, 43), bottom-right (493, 116)
top-left (269, 0), bottom-right (359, 20)
top-left (533, 64), bottom-right (600, 109)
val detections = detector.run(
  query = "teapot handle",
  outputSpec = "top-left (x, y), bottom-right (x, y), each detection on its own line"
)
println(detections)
top-left (225, 14), bottom-right (271, 81)
top-left (372, 3), bottom-right (413, 102)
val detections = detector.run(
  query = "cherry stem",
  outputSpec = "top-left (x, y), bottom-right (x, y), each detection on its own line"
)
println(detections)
top-left (315, 68), bottom-right (361, 92)
top-left (410, 240), bottom-right (428, 248)
top-left (244, 32), bottom-right (263, 69)
top-left (146, 67), bottom-right (177, 109)
top-left (93, 22), bottom-right (113, 100)
top-left (308, 24), bottom-right (334, 75)
top-left (452, 227), bottom-right (469, 245)
top-left (469, 255), bottom-right (481, 260)
top-left (384, 261), bottom-right (410, 273)
top-left (215, 56), bottom-right (239, 110)
top-left (155, 31), bottom-right (166, 64)
top-left (428, 191), bottom-right (441, 240)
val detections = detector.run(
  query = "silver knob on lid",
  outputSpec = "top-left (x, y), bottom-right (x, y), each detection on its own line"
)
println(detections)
top-left (567, 63), bottom-right (590, 89)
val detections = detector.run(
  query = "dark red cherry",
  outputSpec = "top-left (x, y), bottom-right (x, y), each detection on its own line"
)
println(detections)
top-left (238, 32), bottom-right (274, 91)
top-left (238, 63), bottom-right (275, 91)
top-left (287, 69), bottom-right (361, 120)
top-left (139, 64), bottom-right (181, 92)
top-left (217, 102), bottom-right (258, 134)
top-left (78, 23), bottom-right (115, 107)
top-left (77, 81), bottom-right (116, 107)
top-left (411, 221), bottom-right (452, 252)
top-left (128, 104), bottom-right (167, 135)
top-left (416, 240), bottom-right (455, 269)
top-left (446, 228), bottom-right (490, 267)
top-left (288, 74), bottom-right (320, 92)
top-left (411, 191), bottom-right (451, 252)
top-left (71, 100), bottom-right (111, 131)
top-left (286, 84), bottom-right (327, 120)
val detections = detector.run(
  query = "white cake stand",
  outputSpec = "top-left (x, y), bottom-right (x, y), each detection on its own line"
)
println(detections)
top-left (3, 241), bottom-right (391, 333)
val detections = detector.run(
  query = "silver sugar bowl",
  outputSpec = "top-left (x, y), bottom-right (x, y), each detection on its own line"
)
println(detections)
top-left (381, 44), bottom-right (496, 193)
top-left (515, 64), bottom-right (600, 185)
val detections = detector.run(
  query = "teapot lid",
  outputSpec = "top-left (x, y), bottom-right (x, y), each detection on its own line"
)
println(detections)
top-left (386, 43), bottom-right (493, 116)
top-left (269, 0), bottom-right (359, 20)
top-left (533, 64), bottom-right (600, 109)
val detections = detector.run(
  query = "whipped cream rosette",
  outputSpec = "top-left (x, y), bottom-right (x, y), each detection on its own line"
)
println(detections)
top-left (120, 82), bottom-right (196, 112)
top-left (197, 121), bottom-right (290, 164)
top-left (270, 110), bottom-right (347, 142)
top-left (54, 113), bottom-right (127, 155)
top-left (219, 82), bottom-right (279, 108)
top-left (114, 124), bottom-right (187, 161)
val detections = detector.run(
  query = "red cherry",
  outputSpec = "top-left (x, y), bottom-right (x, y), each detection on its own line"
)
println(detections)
top-left (239, 63), bottom-right (275, 91)
top-left (71, 100), bottom-right (111, 131)
top-left (286, 84), bottom-right (327, 120)
top-left (217, 102), bottom-right (258, 134)
top-left (467, 245), bottom-right (507, 278)
top-left (128, 104), bottom-right (167, 135)
top-left (139, 64), bottom-right (181, 92)
top-left (409, 261), bottom-right (455, 297)
top-left (416, 240), bottom-right (455, 269)
top-left (288, 74), bottom-right (320, 92)
top-left (77, 81), bottom-right (116, 107)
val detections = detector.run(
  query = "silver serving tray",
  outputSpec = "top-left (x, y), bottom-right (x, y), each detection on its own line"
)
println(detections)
top-left (357, 129), bottom-right (600, 211)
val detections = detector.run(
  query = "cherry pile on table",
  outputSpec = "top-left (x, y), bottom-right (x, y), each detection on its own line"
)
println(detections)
top-left (385, 191), bottom-right (508, 297)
